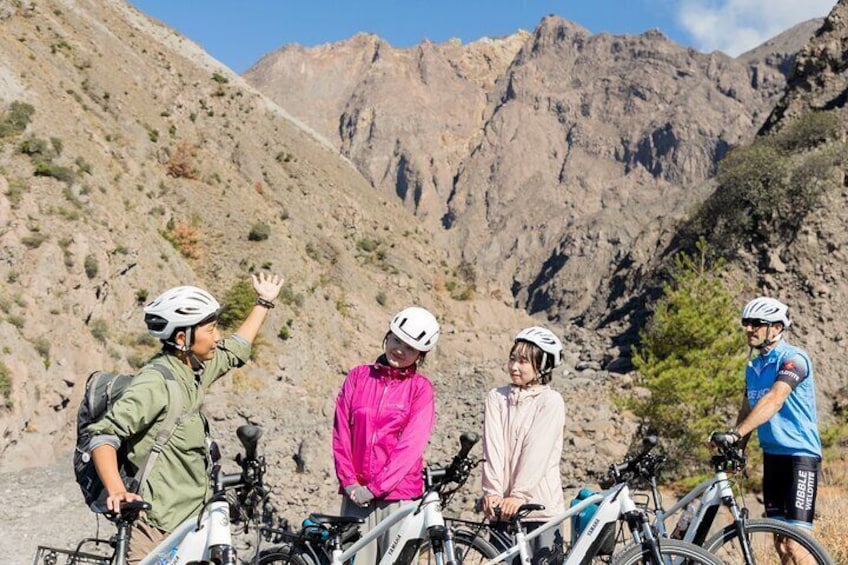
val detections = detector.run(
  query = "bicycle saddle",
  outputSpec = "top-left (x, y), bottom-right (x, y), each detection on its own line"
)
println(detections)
top-left (516, 504), bottom-right (545, 518)
top-left (308, 513), bottom-right (365, 526)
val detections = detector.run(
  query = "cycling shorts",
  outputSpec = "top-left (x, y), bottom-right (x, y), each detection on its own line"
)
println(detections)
top-left (762, 453), bottom-right (821, 526)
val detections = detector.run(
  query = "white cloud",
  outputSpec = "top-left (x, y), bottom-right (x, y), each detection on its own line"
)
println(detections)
top-left (677, 0), bottom-right (836, 56)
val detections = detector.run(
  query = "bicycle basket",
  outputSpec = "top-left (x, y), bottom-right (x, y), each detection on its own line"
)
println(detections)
top-left (32, 545), bottom-right (111, 565)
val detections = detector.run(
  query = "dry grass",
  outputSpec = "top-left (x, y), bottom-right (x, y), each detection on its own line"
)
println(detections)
top-left (163, 221), bottom-right (203, 259)
top-left (165, 141), bottom-right (199, 179)
top-left (816, 451), bottom-right (848, 564)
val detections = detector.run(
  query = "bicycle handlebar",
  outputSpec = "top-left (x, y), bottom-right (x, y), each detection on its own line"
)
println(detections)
top-left (608, 435), bottom-right (662, 484)
top-left (607, 435), bottom-right (747, 487)
top-left (423, 431), bottom-right (481, 497)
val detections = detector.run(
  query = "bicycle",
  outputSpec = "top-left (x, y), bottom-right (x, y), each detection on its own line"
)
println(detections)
top-left (450, 436), bottom-right (724, 565)
top-left (33, 424), bottom-right (273, 565)
top-left (636, 437), bottom-right (833, 565)
top-left (256, 431), bottom-right (499, 565)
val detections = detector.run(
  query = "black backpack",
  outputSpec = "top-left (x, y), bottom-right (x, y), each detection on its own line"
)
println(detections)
top-left (73, 365), bottom-right (186, 509)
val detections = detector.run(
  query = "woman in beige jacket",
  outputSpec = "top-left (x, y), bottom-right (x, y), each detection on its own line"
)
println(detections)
top-left (482, 326), bottom-right (566, 564)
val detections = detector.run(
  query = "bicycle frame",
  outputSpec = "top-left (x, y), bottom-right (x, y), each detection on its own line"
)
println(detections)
top-left (480, 485), bottom-right (644, 565)
top-left (329, 490), bottom-right (451, 565)
top-left (653, 469), bottom-right (738, 545)
top-left (137, 499), bottom-right (235, 564)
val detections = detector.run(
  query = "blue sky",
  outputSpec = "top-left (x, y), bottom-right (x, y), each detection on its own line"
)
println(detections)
top-left (128, 1), bottom-right (836, 73)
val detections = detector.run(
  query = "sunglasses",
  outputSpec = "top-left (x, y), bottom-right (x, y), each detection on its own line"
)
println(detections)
top-left (741, 318), bottom-right (770, 328)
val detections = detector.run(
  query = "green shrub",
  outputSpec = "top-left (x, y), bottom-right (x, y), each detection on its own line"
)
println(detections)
top-left (356, 237), bottom-right (379, 253)
top-left (135, 289), bottom-right (149, 304)
top-left (136, 332), bottom-right (159, 347)
top-left (18, 137), bottom-right (50, 156)
top-left (627, 240), bottom-right (746, 474)
top-left (0, 362), bottom-right (12, 408)
top-left (0, 100), bottom-right (35, 138)
top-left (212, 71), bottom-right (229, 84)
top-left (774, 111), bottom-right (841, 152)
top-left (692, 111), bottom-right (846, 255)
top-left (34, 337), bottom-right (50, 366)
top-left (21, 231), bottom-right (47, 249)
top-left (89, 318), bottom-right (108, 343)
top-left (218, 280), bottom-right (255, 330)
top-left (277, 326), bottom-right (291, 340)
top-left (127, 352), bottom-right (149, 369)
top-left (450, 284), bottom-right (476, 301)
top-left (279, 282), bottom-right (304, 308)
top-left (34, 160), bottom-right (76, 184)
top-left (248, 222), bottom-right (270, 241)
top-left (376, 291), bottom-right (387, 306)
top-left (75, 156), bottom-right (92, 175)
top-left (84, 254), bottom-right (99, 279)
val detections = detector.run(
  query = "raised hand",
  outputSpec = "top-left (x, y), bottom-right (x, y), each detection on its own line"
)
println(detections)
top-left (251, 272), bottom-right (284, 302)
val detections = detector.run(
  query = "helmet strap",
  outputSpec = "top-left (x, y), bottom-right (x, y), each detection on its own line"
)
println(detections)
top-left (754, 323), bottom-right (783, 351)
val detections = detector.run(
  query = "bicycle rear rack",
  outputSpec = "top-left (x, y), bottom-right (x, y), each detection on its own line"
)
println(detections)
top-left (31, 545), bottom-right (111, 565)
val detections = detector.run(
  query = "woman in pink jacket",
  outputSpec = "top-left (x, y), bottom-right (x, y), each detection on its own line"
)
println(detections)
top-left (482, 326), bottom-right (566, 565)
top-left (332, 306), bottom-right (440, 565)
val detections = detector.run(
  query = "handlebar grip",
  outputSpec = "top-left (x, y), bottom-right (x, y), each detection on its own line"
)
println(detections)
top-left (613, 461), bottom-right (630, 475)
top-left (641, 435), bottom-right (658, 454)
top-left (237, 425), bottom-right (263, 460)
top-left (221, 472), bottom-right (244, 488)
top-left (457, 432), bottom-right (480, 460)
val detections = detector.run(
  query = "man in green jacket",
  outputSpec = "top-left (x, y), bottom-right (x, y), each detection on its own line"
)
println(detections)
top-left (87, 272), bottom-right (283, 562)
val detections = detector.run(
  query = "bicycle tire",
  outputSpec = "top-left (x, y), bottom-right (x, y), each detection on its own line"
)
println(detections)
top-left (703, 517), bottom-right (833, 565)
top-left (258, 544), bottom-right (317, 565)
top-left (611, 538), bottom-right (724, 565)
top-left (414, 530), bottom-right (499, 565)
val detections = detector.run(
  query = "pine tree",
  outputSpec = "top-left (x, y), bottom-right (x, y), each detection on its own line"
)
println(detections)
top-left (629, 240), bottom-right (747, 471)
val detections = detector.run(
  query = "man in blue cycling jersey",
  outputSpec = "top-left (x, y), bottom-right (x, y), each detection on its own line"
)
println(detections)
top-left (712, 297), bottom-right (822, 542)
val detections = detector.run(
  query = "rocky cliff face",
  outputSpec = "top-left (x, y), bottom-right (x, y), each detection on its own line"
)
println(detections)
top-left (3, 1), bottom-right (846, 561)
top-left (245, 16), bottom-right (817, 330)
top-left (245, 32), bottom-right (529, 223)
top-left (702, 1), bottom-right (848, 400)
top-left (0, 2), bottom-right (638, 561)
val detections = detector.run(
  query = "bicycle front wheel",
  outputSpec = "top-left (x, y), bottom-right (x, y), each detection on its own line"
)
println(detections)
top-left (703, 517), bottom-right (833, 565)
top-left (611, 538), bottom-right (724, 565)
top-left (414, 530), bottom-right (499, 565)
top-left (258, 544), bottom-right (315, 565)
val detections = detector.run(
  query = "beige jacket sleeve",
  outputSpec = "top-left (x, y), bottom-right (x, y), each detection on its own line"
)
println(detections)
top-left (481, 387), bottom-right (506, 496)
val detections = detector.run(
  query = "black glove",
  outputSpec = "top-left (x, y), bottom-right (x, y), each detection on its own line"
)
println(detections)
top-left (710, 429), bottom-right (741, 448)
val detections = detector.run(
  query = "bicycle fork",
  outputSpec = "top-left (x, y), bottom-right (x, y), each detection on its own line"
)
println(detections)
top-left (427, 524), bottom-right (456, 565)
top-left (623, 510), bottom-right (664, 565)
top-left (717, 472), bottom-right (756, 565)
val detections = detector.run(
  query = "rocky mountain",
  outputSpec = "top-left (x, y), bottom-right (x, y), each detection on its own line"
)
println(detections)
top-left (688, 1), bottom-right (848, 403)
top-left (0, 1), bottom-right (634, 561)
top-left (2, 0), bottom-right (846, 561)
top-left (245, 16), bottom-right (819, 332)
top-left (245, 31), bottom-right (530, 223)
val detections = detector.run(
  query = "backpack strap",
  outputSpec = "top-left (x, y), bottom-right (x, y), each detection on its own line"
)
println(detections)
top-left (132, 364), bottom-right (189, 496)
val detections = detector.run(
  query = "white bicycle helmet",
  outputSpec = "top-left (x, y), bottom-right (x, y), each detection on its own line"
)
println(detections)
top-left (144, 285), bottom-right (222, 340)
top-left (515, 326), bottom-right (563, 372)
top-left (741, 297), bottom-right (791, 328)
top-left (389, 306), bottom-right (440, 352)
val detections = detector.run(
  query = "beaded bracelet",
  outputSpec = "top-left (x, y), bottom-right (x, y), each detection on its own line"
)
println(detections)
top-left (256, 297), bottom-right (275, 309)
